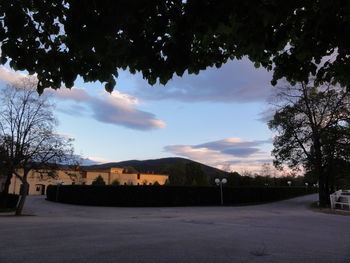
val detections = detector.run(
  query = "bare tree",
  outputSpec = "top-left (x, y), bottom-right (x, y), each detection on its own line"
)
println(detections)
top-left (0, 77), bottom-right (75, 215)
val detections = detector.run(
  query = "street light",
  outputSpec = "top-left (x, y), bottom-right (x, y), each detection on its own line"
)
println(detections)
top-left (287, 181), bottom-right (292, 187)
top-left (215, 178), bottom-right (227, 205)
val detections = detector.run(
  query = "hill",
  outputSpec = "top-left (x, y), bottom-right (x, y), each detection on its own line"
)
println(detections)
top-left (83, 157), bottom-right (228, 179)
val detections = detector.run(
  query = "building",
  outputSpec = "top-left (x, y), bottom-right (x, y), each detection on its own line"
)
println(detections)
top-left (8, 168), bottom-right (169, 195)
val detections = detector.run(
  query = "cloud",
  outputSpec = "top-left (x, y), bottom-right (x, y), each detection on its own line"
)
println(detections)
top-left (109, 90), bottom-right (139, 105)
top-left (129, 58), bottom-right (274, 103)
top-left (52, 87), bottom-right (165, 130)
top-left (57, 103), bottom-right (88, 117)
top-left (0, 66), bottom-right (165, 131)
top-left (80, 156), bottom-right (120, 165)
top-left (52, 132), bottom-right (75, 139)
top-left (195, 137), bottom-right (271, 157)
top-left (89, 95), bottom-right (166, 130)
top-left (0, 66), bottom-right (27, 84)
top-left (164, 137), bottom-right (273, 173)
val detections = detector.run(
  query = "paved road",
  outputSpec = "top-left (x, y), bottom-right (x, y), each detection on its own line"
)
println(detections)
top-left (0, 194), bottom-right (349, 263)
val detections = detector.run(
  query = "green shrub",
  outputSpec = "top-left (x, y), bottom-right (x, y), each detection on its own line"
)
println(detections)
top-left (92, 175), bottom-right (106, 185)
top-left (47, 185), bottom-right (317, 207)
top-left (111, 179), bottom-right (120, 186)
top-left (0, 193), bottom-right (19, 208)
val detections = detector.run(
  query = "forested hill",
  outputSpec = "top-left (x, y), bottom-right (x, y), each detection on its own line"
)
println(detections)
top-left (83, 157), bottom-right (228, 178)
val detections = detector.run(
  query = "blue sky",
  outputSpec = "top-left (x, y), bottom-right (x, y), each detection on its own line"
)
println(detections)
top-left (0, 58), bottom-right (277, 173)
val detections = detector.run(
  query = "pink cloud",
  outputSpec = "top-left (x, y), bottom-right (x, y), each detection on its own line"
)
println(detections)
top-left (164, 137), bottom-right (273, 173)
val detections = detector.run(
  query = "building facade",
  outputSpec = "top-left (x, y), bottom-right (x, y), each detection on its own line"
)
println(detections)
top-left (8, 168), bottom-right (169, 195)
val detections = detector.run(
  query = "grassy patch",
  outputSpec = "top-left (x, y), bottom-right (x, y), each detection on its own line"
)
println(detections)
top-left (0, 207), bottom-right (16, 213)
top-left (309, 202), bottom-right (350, 216)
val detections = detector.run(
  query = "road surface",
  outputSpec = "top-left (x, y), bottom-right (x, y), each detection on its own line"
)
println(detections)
top-left (0, 194), bottom-right (349, 263)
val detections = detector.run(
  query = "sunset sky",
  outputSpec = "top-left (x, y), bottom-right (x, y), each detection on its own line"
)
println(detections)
top-left (0, 58), bottom-right (277, 173)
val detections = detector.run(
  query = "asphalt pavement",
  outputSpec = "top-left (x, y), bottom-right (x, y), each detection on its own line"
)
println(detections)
top-left (0, 194), bottom-right (349, 263)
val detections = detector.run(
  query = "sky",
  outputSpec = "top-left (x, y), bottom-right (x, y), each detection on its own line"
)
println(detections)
top-left (0, 58), bottom-right (278, 173)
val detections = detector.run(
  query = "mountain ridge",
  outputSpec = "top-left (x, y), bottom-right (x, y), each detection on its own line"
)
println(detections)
top-left (82, 157), bottom-right (228, 178)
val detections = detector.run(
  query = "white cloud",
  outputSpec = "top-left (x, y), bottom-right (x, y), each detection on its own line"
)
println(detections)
top-left (52, 132), bottom-right (75, 139)
top-left (109, 90), bottom-right (139, 105)
top-left (82, 156), bottom-right (120, 165)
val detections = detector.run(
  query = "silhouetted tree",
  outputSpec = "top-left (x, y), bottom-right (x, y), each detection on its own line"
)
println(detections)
top-left (1, 1), bottom-right (349, 92)
top-left (269, 82), bottom-right (350, 206)
top-left (185, 162), bottom-right (208, 186)
top-left (92, 175), bottom-right (106, 186)
top-left (111, 179), bottom-right (120, 186)
top-left (226, 172), bottom-right (241, 187)
top-left (162, 161), bottom-right (187, 185)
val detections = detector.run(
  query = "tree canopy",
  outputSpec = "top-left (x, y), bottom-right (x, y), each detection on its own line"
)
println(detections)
top-left (1, 1), bottom-right (349, 93)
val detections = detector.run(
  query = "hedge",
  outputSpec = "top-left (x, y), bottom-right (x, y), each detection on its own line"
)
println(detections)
top-left (46, 185), bottom-right (317, 207)
top-left (0, 193), bottom-right (19, 208)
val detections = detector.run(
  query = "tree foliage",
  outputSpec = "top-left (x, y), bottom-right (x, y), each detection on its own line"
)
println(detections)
top-left (269, 82), bottom-right (350, 206)
top-left (92, 175), bottom-right (106, 185)
top-left (0, 77), bottom-right (75, 214)
top-left (1, 1), bottom-right (349, 93)
top-left (111, 179), bottom-right (120, 186)
top-left (162, 161), bottom-right (209, 186)
top-left (184, 162), bottom-right (208, 186)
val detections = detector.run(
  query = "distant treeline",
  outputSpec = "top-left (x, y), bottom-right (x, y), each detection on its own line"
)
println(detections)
top-left (159, 162), bottom-right (313, 187)
top-left (105, 159), bottom-right (350, 189)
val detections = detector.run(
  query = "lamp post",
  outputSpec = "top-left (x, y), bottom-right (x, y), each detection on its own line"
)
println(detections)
top-left (215, 178), bottom-right (227, 205)
top-left (287, 181), bottom-right (292, 187)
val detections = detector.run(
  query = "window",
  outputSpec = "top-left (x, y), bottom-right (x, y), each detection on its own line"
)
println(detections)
top-left (137, 173), bottom-right (141, 180)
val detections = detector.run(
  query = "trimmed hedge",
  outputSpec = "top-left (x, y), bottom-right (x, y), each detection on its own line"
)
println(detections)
top-left (47, 185), bottom-right (317, 207)
top-left (0, 193), bottom-right (19, 208)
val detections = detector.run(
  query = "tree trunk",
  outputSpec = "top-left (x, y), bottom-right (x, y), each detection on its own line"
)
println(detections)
top-left (2, 171), bottom-right (13, 194)
top-left (15, 182), bottom-right (29, 216)
top-left (0, 171), bottom-right (13, 208)
top-left (318, 172), bottom-right (330, 207)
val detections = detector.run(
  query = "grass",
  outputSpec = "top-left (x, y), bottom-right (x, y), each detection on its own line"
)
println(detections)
top-left (0, 207), bottom-right (16, 213)
top-left (309, 201), bottom-right (350, 216)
